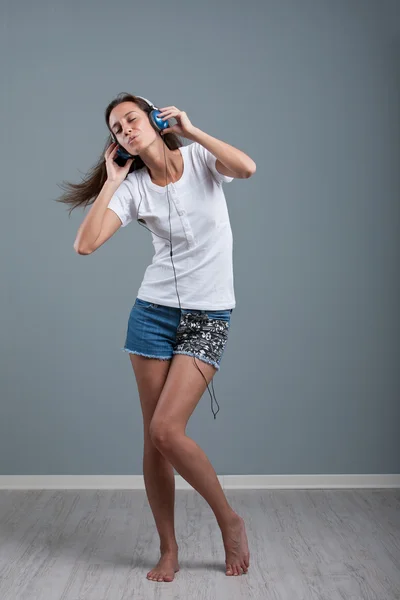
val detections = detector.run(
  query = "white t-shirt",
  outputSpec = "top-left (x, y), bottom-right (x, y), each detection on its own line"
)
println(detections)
top-left (107, 141), bottom-right (235, 310)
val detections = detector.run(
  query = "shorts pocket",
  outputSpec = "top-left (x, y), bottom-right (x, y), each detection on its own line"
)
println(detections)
top-left (204, 309), bottom-right (232, 323)
top-left (135, 298), bottom-right (160, 310)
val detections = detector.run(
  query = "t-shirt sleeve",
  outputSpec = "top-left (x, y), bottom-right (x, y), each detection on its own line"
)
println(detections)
top-left (193, 141), bottom-right (234, 184)
top-left (107, 176), bottom-right (138, 228)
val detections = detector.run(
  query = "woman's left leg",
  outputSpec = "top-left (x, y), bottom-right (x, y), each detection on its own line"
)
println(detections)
top-left (149, 354), bottom-right (250, 576)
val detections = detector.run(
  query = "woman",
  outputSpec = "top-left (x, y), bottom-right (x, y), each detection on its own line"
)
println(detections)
top-left (57, 93), bottom-right (256, 582)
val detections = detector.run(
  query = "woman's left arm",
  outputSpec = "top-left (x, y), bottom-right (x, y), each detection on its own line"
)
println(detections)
top-left (157, 106), bottom-right (256, 179)
top-left (187, 128), bottom-right (256, 179)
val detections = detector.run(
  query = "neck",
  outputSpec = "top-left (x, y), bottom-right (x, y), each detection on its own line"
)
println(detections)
top-left (139, 139), bottom-right (180, 181)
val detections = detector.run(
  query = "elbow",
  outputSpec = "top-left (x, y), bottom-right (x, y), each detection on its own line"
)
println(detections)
top-left (74, 240), bottom-right (93, 255)
top-left (244, 161), bottom-right (256, 178)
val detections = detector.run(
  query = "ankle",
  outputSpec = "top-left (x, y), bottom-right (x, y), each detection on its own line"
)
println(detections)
top-left (218, 509), bottom-right (240, 531)
top-left (160, 542), bottom-right (179, 554)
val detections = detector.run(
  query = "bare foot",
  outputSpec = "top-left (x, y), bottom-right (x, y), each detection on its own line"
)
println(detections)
top-left (221, 513), bottom-right (250, 576)
top-left (146, 551), bottom-right (180, 582)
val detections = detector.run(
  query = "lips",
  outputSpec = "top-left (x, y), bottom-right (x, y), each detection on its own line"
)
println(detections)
top-left (128, 134), bottom-right (139, 144)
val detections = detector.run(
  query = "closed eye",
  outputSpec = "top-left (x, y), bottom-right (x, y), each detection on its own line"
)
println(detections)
top-left (114, 118), bottom-right (135, 134)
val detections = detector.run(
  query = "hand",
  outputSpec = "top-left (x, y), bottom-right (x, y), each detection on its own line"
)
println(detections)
top-left (158, 106), bottom-right (196, 138)
top-left (104, 142), bottom-right (134, 183)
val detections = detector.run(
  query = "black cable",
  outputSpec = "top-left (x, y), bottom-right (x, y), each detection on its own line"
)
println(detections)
top-left (133, 139), bottom-right (220, 419)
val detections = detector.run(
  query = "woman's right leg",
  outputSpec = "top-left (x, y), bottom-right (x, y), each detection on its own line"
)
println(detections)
top-left (128, 353), bottom-right (180, 582)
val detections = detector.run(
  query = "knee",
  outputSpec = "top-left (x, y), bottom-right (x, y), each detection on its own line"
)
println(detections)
top-left (149, 419), bottom-right (179, 452)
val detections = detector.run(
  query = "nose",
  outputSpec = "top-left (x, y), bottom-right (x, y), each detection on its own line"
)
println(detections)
top-left (119, 121), bottom-right (132, 136)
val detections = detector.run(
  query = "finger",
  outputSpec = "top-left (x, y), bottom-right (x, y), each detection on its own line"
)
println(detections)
top-left (105, 145), bottom-right (118, 160)
top-left (105, 142), bottom-right (117, 158)
top-left (160, 112), bottom-right (177, 122)
top-left (159, 109), bottom-right (177, 117)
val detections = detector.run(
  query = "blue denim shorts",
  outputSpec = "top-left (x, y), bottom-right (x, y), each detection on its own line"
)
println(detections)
top-left (121, 297), bottom-right (233, 370)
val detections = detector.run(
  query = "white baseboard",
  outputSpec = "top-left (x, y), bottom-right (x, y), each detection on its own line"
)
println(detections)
top-left (0, 474), bottom-right (399, 490)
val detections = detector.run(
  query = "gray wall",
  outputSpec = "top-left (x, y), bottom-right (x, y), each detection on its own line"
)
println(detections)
top-left (1, 0), bottom-right (399, 476)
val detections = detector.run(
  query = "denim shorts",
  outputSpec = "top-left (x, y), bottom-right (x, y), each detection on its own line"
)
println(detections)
top-left (121, 297), bottom-right (233, 371)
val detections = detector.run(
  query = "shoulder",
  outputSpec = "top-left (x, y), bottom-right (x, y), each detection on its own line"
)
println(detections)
top-left (125, 168), bottom-right (141, 187)
top-left (117, 168), bottom-right (145, 198)
top-left (110, 169), bottom-right (143, 206)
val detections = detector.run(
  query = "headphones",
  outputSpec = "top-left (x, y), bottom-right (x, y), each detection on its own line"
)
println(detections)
top-left (111, 96), bottom-right (170, 166)
top-left (111, 95), bottom-right (221, 419)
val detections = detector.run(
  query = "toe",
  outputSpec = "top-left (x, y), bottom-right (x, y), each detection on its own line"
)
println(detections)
top-left (226, 564), bottom-right (233, 576)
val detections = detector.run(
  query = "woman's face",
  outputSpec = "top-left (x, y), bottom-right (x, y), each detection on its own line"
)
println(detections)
top-left (109, 101), bottom-right (157, 153)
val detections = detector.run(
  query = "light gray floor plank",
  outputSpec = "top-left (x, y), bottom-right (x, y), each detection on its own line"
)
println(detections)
top-left (0, 489), bottom-right (399, 599)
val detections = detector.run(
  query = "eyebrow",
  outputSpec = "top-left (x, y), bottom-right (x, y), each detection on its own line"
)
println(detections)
top-left (110, 111), bottom-right (138, 132)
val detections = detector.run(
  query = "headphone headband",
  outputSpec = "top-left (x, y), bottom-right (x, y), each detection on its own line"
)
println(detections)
top-left (135, 95), bottom-right (158, 110)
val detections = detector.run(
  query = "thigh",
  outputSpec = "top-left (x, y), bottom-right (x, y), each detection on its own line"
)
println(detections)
top-left (153, 309), bottom-right (233, 428)
top-left (152, 353), bottom-right (217, 430)
top-left (124, 298), bottom-right (180, 426)
top-left (129, 354), bottom-right (172, 427)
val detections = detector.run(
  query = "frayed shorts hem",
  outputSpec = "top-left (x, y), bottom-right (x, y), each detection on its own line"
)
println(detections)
top-left (121, 348), bottom-right (171, 361)
top-left (121, 347), bottom-right (220, 370)
top-left (172, 350), bottom-right (220, 371)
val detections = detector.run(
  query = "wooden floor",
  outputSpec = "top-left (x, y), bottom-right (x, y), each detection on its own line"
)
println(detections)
top-left (0, 488), bottom-right (399, 599)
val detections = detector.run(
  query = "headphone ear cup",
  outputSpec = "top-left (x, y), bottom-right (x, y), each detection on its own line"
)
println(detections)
top-left (149, 109), bottom-right (169, 132)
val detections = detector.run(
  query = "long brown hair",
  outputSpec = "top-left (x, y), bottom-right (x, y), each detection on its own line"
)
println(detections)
top-left (55, 93), bottom-right (183, 216)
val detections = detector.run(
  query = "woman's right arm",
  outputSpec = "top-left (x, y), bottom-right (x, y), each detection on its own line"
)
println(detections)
top-left (73, 180), bottom-right (121, 254)
top-left (74, 142), bottom-right (134, 255)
